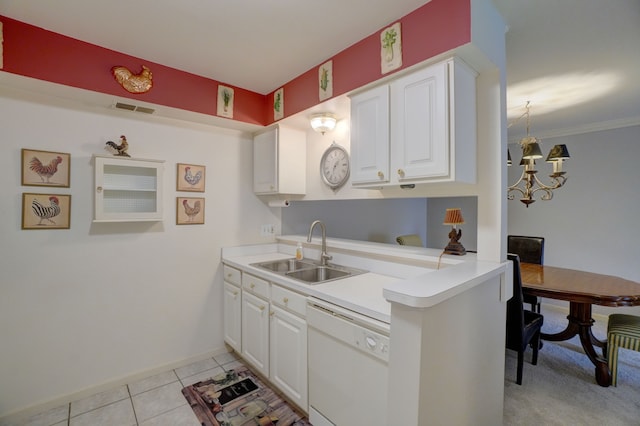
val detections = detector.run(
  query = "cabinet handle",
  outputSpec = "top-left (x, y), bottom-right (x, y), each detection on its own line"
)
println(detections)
top-left (270, 311), bottom-right (275, 317)
top-left (283, 297), bottom-right (289, 304)
top-left (250, 283), bottom-right (255, 289)
top-left (397, 169), bottom-right (405, 177)
top-left (377, 171), bottom-right (384, 179)
top-left (96, 186), bottom-right (103, 193)
top-left (259, 305), bottom-right (266, 312)
top-left (233, 291), bottom-right (238, 297)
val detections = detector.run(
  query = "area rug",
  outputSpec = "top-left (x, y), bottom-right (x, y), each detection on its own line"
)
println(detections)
top-left (182, 365), bottom-right (311, 426)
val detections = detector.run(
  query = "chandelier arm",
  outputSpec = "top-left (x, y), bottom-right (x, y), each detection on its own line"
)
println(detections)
top-left (530, 173), bottom-right (566, 191)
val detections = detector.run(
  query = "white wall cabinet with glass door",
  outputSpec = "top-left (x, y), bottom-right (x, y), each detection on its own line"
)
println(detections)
top-left (93, 155), bottom-right (164, 222)
top-left (349, 57), bottom-right (477, 188)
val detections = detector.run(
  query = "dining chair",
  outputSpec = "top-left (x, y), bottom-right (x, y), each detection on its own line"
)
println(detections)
top-left (508, 235), bottom-right (545, 313)
top-left (506, 253), bottom-right (544, 385)
top-left (607, 313), bottom-right (640, 386)
top-left (396, 234), bottom-right (423, 247)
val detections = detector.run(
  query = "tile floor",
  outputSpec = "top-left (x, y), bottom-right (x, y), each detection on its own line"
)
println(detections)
top-left (7, 351), bottom-right (245, 426)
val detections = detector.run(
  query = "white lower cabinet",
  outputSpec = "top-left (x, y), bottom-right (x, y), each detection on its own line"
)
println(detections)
top-left (241, 290), bottom-right (270, 377)
top-left (223, 265), bottom-right (242, 353)
top-left (222, 263), bottom-right (309, 413)
top-left (269, 286), bottom-right (308, 411)
top-left (223, 281), bottom-right (241, 352)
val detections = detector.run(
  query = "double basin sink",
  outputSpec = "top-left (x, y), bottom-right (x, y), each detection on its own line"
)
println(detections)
top-left (251, 258), bottom-right (367, 284)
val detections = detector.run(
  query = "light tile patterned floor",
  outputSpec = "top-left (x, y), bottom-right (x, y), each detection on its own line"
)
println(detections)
top-left (10, 351), bottom-right (245, 426)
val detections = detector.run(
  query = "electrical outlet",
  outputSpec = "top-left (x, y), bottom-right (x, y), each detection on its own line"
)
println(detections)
top-left (261, 224), bottom-right (275, 236)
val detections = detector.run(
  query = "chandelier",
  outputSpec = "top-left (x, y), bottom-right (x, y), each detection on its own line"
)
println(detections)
top-left (507, 102), bottom-right (570, 207)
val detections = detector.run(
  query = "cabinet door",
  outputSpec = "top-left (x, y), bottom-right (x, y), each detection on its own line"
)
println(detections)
top-left (270, 305), bottom-right (308, 411)
top-left (391, 61), bottom-right (449, 181)
top-left (94, 156), bottom-right (164, 222)
top-left (349, 85), bottom-right (390, 185)
top-left (223, 282), bottom-right (241, 353)
top-left (242, 291), bottom-right (269, 377)
top-left (253, 127), bottom-right (278, 194)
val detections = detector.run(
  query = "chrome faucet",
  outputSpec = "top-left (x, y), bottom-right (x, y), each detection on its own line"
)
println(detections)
top-left (307, 220), bottom-right (332, 266)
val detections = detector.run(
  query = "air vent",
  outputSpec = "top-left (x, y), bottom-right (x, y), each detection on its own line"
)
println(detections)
top-left (114, 102), bottom-right (155, 114)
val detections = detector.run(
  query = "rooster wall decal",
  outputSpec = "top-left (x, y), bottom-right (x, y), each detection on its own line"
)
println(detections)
top-left (182, 199), bottom-right (201, 222)
top-left (111, 65), bottom-right (153, 94)
top-left (183, 166), bottom-right (203, 187)
top-left (29, 155), bottom-right (63, 183)
top-left (31, 196), bottom-right (61, 225)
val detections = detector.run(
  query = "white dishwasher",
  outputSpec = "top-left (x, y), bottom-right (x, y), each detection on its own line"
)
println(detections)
top-left (307, 297), bottom-right (390, 426)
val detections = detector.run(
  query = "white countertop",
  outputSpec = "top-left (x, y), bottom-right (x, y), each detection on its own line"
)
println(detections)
top-left (221, 236), bottom-right (507, 324)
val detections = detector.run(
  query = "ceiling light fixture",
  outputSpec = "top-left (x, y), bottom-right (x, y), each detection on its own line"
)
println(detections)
top-left (310, 113), bottom-right (337, 135)
top-left (507, 102), bottom-right (570, 207)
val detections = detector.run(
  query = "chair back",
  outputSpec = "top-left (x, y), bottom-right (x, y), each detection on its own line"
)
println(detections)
top-left (508, 235), bottom-right (545, 264)
top-left (506, 253), bottom-right (525, 347)
top-left (396, 234), bottom-right (423, 247)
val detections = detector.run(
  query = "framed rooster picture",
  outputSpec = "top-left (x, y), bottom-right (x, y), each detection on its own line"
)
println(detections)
top-left (21, 149), bottom-right (71, 187)
top-left (22, 193), bottom-right (71, 230)
top-left (177, 163), bottom-right (206, 192)
top-left (177, 197), bottom-right (205, 225)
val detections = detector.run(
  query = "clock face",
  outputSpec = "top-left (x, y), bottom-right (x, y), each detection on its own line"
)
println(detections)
top-left (320, 143), bottom-right (350, 190)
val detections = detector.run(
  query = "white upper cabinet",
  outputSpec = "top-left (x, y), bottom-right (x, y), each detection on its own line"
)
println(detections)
top-left (350, 57), bottom-right (477, 188)
top-left (93, 155), bottom-right (164, 222)
top-left (253, 124), bottom-right (306, 195)
top-left (349, 85), bottom-right (390, 184)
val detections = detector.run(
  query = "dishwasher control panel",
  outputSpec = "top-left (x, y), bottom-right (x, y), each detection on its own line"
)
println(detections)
top-left (354, 327), bottom-right (390, 362)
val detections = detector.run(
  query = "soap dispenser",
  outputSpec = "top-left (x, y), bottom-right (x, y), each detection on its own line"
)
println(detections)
top-left (295, 242), bottom-right (304, 260)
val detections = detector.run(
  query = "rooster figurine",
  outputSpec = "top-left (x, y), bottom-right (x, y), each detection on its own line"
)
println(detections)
top-left (31, 196), bottom-right (61, 225)
top-left (182, 199), bottom-right (201, 222)
top-left (111, 65), bottom-right (153, 94)
top-left (29, 155), bottom-right (63, 184)
top-left (183, 166), bottom-right (203, 187)
top-left (105, 135), bottom-right (130, 157)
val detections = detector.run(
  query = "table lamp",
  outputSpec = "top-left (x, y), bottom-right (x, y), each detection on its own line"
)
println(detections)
top-left (443, 208), bottom-right (466, 255)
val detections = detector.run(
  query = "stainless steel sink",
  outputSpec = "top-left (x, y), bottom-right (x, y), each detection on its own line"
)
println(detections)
top-left (252, 258), bottom-right (316, 273)
top-left (286, 266), bottom-right (352, 283)
top-left (251, 258), bottom-right (366, 284)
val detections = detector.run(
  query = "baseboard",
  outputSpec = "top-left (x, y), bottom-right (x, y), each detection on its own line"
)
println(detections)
top-left (0, 345), bottom-right (232, 425)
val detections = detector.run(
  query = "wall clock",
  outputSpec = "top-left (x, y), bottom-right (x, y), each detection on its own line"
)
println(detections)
top-left (320, 142), bottom-right (350, 191)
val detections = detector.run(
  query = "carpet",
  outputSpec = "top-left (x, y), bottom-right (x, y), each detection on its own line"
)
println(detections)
top-left (182, 365), bottom-right (311, 426)
top-left (504, 304), bottom-right (640, 425)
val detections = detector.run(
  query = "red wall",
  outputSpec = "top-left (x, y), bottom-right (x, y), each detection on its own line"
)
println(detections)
top-left (0, 0), bottom-right (470, 127)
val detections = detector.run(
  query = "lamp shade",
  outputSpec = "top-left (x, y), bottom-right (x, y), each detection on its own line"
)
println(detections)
top-left (522, 140), bottom-right (543, 159)
top-left (310, 113), bottom-right (336, 134)
top-left (443, 208), bottom-right (465, 225)
top-left (546, 144), bottom-right (570, 162)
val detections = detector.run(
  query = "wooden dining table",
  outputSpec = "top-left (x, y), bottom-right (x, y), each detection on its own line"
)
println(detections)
top-left (520, 263), bottom-right (640, 387)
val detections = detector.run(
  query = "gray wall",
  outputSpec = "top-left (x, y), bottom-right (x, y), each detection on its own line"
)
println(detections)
top-left (508, 125), bottom-right (640, 315)
top-left (282, 198), bottom-right (428, 245)
top-left (281, 196), bottom-right (479, 251)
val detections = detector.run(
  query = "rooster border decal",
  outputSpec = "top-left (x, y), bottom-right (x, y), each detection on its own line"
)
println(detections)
top-left (21, 148), bottom-right (71, 188)
top-left (111, 64), bottom-right (153, 94)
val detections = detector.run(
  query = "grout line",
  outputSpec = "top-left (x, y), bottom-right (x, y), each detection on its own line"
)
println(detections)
top-left (126, 385), bottom-right (139, 426)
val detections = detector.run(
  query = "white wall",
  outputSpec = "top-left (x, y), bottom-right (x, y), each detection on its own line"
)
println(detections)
top-left (0, 93), bottom-right (277, 416)
top-left (507, 125), bottom-right (640, 314)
